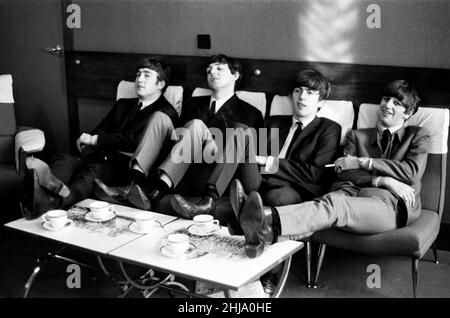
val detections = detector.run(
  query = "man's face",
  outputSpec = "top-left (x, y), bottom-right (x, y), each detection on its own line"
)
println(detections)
top-left (291, 86), bottom-right (321, 120)
top-left (206, 62), bottom-right (239, 92)
top-left (135, 68), bottom-right (164, 99)
top-left (378, 96), bottom-right (411, 128)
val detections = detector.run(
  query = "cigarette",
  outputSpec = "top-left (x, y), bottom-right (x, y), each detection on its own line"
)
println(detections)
top-left (325, 164), bottom-right (335, 168)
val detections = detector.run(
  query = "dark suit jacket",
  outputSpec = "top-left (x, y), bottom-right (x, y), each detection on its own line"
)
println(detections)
top-left (335, 126), bottom-right (430, 226)
top-left (179, 94), bottom-right (264, 132)
top-left (91, 95), bottom-right (178, 153)
top-left (263, 115), bottom-right (342, 198)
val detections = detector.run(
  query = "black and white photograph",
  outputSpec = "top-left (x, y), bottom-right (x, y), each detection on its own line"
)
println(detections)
top-left (0, 0), bottom-right (450, 302)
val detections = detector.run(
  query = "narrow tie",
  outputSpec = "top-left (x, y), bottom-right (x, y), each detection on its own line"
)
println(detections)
top-left (138, 101), bottom-right (143, 110)
top-left (381, 129), bottom-right (392, 158)
top-left (286, 122), bottom-right (303, 158)
top-left (208, 101), bottom-right (216, 122)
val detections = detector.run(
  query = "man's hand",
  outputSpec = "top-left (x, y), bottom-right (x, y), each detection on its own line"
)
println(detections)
top-left (334, 155), bottom-right (360, 173)
top-left (379, 176), bottom-right (416, 208)
top-left (76, 133), bottom-right (94, 152)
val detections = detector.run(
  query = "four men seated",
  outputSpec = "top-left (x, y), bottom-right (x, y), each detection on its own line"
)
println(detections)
top-left (21, 54), bottom-right (429, 263)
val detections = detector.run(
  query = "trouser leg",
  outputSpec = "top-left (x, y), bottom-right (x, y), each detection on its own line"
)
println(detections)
top-left (207, 124), bottom-right (260, 196)
top-left (131, 111), bottom-right (175, 176)
top-left (62, 154), bottom-right (130, 208)
top-left (276, 190), bottom-right (398, 240)
top-left (159, 119), bottom-right (217, 187)
top-left (48, 153), bottom-right (87, 184)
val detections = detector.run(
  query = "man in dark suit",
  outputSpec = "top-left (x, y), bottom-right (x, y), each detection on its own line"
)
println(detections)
top-left (21, 58), bottom-right (178, 219)
top-left (172, 69), bottom-right (341, 219)
top-left (95, 54), bottom-right (264, 212)
top-left (233, 79), bottom-right (429, 259)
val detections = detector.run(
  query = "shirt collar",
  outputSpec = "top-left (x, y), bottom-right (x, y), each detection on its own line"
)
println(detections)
top-left (292, 115), bottom-right (315, 129)
top-left (210, 92), bottom-right (235, 112)
top-left (377, 122), bottom-right (406, 141)
top-left (139, 95), bottom-right (159, 110)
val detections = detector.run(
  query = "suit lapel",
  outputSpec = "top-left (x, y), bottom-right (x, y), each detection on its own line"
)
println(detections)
top-left (286, 116), bottom-right (320, 156)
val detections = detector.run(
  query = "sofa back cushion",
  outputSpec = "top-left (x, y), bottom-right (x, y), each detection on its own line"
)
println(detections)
top-left (116, 80), bottom-right (183, 116)
top-left (270, 95), bottom-right (354, 144)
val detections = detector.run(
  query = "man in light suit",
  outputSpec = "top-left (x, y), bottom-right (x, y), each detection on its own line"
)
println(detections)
top-left (21, 58), bottom-right (178, 219)
top-left (172, 69), bottom-right (341, 219)
top-left (233, 79), bottom-right (429, 258)
top-left (96, 54), bottom-right (263, 212)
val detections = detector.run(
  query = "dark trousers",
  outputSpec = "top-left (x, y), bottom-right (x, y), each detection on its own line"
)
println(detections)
top-left (49, 151), bottom-right (130, 208)
top-left (208, 126), bottom-right (306, 206)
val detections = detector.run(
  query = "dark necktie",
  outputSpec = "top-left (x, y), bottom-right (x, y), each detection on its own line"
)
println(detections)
top-left (286, 122), bottom-right (303, 158)
top-left (208, 101), bottom-right (216, 122)
top-left (381, 129), bottom-right (392, 158)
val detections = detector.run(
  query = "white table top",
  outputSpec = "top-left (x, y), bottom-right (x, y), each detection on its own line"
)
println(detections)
top-left (109, 218), bottom-right (304, 290)
top-left (4, 199), bottom-right (178, 255)
top-left (5, 199), bottom-right (303, 291)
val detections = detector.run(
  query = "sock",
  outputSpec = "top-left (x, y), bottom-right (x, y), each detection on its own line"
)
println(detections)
top-left (206, 185), bottom-right (219, 202)
top-left (129, 169), bottom-right (146, 185)
top-left (155, 178), bottom-right (170, 194)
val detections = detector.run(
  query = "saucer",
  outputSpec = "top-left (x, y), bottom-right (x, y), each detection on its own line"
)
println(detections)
top-left (84, 211), bottom-right (116, 222)
top-left (187, 224), bottom-right (220, 236)
top-left (128, 222), bottom-right (152, 234)
top-left (128, 220), bottom-right (163, 234)
top-left (160, 243), bottom-right (196, 259)
top-left (42, 219), bottom-right (74, 232)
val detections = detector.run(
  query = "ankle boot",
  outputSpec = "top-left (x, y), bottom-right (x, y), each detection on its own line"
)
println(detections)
top-left (239, 191), bottom-right (274, 258)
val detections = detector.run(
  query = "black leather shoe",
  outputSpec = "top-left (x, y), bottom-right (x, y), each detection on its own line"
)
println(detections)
top-left (21, 171), bottom-right (62, 220)
top-left (239, 191), bottom-right (274, 258)
top-left (170, 195), bottom-right (216, 219)
top-left (26, 157), bottom-right (69, 197)
top-left (260, 272), bottom-right (278, 297)
top-left (93, 178), bottom-right (129, 204)
top-left (127, 184), bottom-right (151, 210)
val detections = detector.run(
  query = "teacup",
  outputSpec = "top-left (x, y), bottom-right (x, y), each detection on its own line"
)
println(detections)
top-left (193, 214), bottom-right (219, 232)
top-left (165, 233), bottom-right (190, 256)
top-left (134, 212), bottom-right (155, 233)
top-left (42, 209), bottom-right (68, 230)
top-left (89, 201), bottom-right (114, 219)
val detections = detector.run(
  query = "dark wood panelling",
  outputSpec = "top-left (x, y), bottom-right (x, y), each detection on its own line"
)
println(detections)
top-left (66, 50), bottom-right (450, 107)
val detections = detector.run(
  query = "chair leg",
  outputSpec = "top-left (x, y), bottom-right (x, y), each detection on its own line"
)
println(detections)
top-left (411, 258), bottom-right (419, 298)
top-left (305, 241), bottom-right (312, 288)
top-left (431, 241), bottom-right (439, 264)
top-left (313, 244), bottom-right (327, 287)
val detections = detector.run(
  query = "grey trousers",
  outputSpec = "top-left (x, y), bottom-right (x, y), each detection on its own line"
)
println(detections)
top-left (276, 187), bottom-right (398, 241)
top-left (159, 119), bottom-right (217, 190)
top-left (132, 111), bottom-right (175, 176)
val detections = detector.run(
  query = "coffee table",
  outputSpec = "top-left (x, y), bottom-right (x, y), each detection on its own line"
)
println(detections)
top-left (4, 199), bottom-right (303, 298)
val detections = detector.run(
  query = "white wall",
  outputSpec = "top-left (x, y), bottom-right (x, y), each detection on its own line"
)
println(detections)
top-left (74, 0), bottom-right (450, 69)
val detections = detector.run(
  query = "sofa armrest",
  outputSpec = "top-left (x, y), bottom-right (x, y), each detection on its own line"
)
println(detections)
top-left (15, 128), bottom-right (46, 171)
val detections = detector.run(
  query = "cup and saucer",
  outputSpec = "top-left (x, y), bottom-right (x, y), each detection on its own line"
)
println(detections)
top-left (84, 201), bottom-right (116, 222)
top-left (160, 233), bottom-right (196, 258)
top-left (187, 214), bottom-right (220, 236)
top-left (128, 212), bottom-right (162, 234)
top-left (42, 220), bottom-right (74, 231)
top-left (41, 210), bottom-right (74, 231)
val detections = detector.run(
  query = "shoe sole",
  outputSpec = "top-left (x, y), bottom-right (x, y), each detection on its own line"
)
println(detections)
top-left (229, 179), bottom-right (243, 219)
top-left (239, 191), bottom-right (265, 258)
